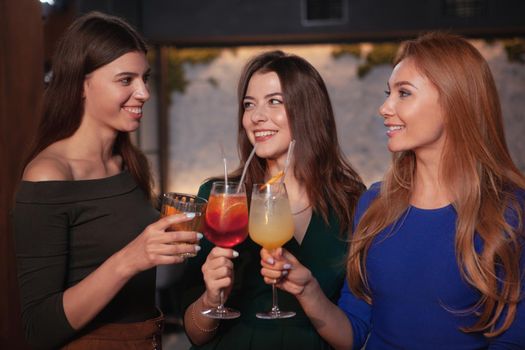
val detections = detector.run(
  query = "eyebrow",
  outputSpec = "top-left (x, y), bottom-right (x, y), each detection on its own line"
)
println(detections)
top-left (115, 68), bottom-right (151, 78)
top-left (387, 81), bottom-right (417, 89)
top-left (243, 92), bottom-right (283, 100)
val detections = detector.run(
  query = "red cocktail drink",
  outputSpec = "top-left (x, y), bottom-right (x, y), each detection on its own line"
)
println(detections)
top-left (205, 193), bottom-right (248, 247)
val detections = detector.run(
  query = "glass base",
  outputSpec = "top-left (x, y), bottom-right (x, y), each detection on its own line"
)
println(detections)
top-left (201, 307), bottom-right (241, 319)
top-left (256, 310), bottom-right (296, 319)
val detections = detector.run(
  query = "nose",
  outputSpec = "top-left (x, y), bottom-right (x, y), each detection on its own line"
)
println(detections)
top-left (134, 81), bottom-right (150, 102)
top-left (378, 98), bottom-right (393, 119)
top-left (250, 105), bottom-right (268, 124)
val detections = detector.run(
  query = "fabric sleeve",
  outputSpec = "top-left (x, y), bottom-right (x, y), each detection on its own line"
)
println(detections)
top-left (488, 255), bottom-right (525, 349)
top-left (488, 190), bottom-right (525, 349)
top-left (13, 201), bottom-right (76, 350)
top-left (337, 279), bottom-right (372, 349)
top-left (337, 183), bottom-right (379, 349)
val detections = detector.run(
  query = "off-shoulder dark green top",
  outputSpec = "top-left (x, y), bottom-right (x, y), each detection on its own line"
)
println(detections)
top-left (13, 171), bottom-right (159, 350)
top-left (181, 180), bottom-right (348, 350)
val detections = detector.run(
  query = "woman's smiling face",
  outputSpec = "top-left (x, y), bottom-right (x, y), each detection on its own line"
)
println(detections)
top-left (379, 57), bottom-right (447, 159)
top-left (242, 71), bottom-right (292, 164)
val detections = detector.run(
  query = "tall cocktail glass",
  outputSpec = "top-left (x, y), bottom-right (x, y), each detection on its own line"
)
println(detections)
top-left (201, 181), bottom-right (249, 319)
top-left (249, 182), bottom-right (295, 319)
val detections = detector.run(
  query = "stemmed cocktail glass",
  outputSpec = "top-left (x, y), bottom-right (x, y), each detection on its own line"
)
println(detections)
top-left (249, 182), bottom-right (296, 319)
top-left (201, 181), bottom-right (249, 319)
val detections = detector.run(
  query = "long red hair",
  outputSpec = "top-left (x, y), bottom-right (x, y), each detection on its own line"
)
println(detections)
top-left (347, 32), bottom-right (525, 336)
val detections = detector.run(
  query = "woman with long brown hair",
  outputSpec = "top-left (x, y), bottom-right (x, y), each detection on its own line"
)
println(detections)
top-left (181, 50), bottom-right (365, 349)
top-left (13, 12), bottom-right (201, 349)
top-left (260, 32), bottom-right (525, 349)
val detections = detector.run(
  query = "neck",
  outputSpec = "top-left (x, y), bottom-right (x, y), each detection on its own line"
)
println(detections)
top-left (265, 163), bottom-right (309, 209)
top-left (61, 124), bottom-right (117, 167)
top-left (266, 157), bottom-right (286, 177)
top-left (69, 117), bottom-right (119, 163)
top-left (412, 151), bottom-right (451, 209)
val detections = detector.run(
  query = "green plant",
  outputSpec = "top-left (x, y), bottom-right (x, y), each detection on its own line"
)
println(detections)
top-left (503, 38), bottom-right (525, 64)
top-left (332, 43), bottom-right (398, 78)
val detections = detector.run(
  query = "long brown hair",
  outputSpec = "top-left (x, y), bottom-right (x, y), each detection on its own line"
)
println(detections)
top-left (24, 11), bottom-right (153, 199)
top-left (231, 50), bottom-right (365, 232)
top-left (347, 32), bottom-right (525, 336)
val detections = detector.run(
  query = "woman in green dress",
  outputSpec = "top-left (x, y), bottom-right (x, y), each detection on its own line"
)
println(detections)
top-left (181, 50), bottom-right (365, 349)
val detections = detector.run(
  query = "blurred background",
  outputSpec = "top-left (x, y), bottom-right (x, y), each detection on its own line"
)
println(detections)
top-left (1, 0), bottom-right (524, 349)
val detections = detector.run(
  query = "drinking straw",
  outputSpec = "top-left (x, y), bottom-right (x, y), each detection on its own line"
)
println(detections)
top-left (220, 142), bottom-right (228, 186)
top-left (237, 144), bottom-right (257, 193)
top-left (280, 140), bottom-right (296, 185)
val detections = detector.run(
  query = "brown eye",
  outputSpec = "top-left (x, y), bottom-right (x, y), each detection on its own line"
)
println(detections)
top-left (120, 77), bottom-right (132, 85)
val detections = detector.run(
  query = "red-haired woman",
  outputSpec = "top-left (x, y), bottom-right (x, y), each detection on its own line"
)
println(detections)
top-left (260, 33), bottom-right (525, 349)
top-left (13, 12), bottom-right (200, 349)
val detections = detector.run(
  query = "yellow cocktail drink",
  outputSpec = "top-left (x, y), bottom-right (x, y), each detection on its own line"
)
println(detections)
top-left (249, 182), bottom-right (296, 319)
top-left (249, 196), bottom-right (294, 249)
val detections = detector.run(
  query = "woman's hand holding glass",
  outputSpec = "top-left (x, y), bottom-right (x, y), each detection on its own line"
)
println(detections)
top-left (117, 214), bottom-right (202, 277)
top-left (200, 246), bottom-right (239, 309)
top-left (260, 247), bottom-right (314, 298)
top-left (161, 192), bottom-right (207, 258)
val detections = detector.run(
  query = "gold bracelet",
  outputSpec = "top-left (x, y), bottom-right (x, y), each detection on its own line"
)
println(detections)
top-left (191, 301), bottom-right (219, 333)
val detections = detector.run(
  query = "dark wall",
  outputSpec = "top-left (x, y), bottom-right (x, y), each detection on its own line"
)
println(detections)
top-left (76, 0), bottom-right (525, 46)
top-left (0, 0), bottom-right (43, 348)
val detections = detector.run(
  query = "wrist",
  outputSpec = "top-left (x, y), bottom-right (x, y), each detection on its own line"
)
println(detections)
top-left (201, 293), bottom-right (220, 309)
top-left (297, 275), bottom-right (319, 302)
top-left (111, 249), bottom-right (135, 280)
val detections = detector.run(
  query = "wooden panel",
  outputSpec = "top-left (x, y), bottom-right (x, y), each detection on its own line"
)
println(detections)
top-left (0, 0), bottom-right (43, 348)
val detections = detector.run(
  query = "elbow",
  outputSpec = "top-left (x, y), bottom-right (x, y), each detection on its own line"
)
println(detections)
top-left (22, 313), bottom-right (72, 350)
top-left (23, 325), bottom-right (52, 350)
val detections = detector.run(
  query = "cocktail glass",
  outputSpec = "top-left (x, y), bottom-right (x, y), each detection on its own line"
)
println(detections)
top-left (249, 182), bottom-right (296, 319)
top-left (161, 192), bottom-right (208, 258)
top-left (201, 181), bottom-right (249, 319)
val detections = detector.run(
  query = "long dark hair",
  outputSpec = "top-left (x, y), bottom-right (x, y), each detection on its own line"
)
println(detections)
top-left (347, 32), bottom-right (525, 336)
top-left (24, 11), bottom-right (153, 199)
top-left (232, 50), bottom-right (365, 233)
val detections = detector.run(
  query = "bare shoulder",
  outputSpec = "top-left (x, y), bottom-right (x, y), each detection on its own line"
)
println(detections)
top-left (23, 154), bottom-right (73, 181)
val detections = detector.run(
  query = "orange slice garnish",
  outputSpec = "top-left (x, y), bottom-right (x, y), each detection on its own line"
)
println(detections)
top-left (259, 171), bottom-right (284, 190)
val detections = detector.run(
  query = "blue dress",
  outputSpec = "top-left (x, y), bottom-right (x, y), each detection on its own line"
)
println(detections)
top-left (338, 183), bottom-right (525, 349)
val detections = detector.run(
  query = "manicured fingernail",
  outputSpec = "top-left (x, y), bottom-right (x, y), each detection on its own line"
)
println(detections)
top-left (185, 212), bottom-right (196, 219)
top-left (267, 257), bottom-right (275, 265)
top-left (196, 233), bottom-right (203, 240)
top-left (283, 263), bottom-right (292, 270)
top-left (232, 250), bottom-right (239, 258)
top-left (195, 245), bottom-right (201, 252)
top-left (282, 270), bottom-right (288, 276)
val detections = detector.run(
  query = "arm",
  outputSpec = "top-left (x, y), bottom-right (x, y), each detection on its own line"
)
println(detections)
top-left (63, 214), bottom-right (199, 328)
top-left (14, 200), bottom-right (198, 349)
top-left (488, 251), bottom-right (525, 349)
top-left (260, 248), bottom-right (355, 350)
top-left (183, 247), bottom-right (238, 345)
top-left (488, 193), bottom-right (525, 349)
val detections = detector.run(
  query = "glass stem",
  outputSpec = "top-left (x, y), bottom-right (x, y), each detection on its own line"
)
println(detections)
top-left (217, 289), bottom-right (225, 313)
top-left (271, 283), bottom-right (280, 314)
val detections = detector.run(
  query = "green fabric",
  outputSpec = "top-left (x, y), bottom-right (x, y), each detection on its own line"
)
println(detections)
top-left (182, 180), bottom-right (347, 349)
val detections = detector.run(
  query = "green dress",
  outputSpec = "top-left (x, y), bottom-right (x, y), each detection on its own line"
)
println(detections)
top-left (181, 180), bottom-right (347, 349)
